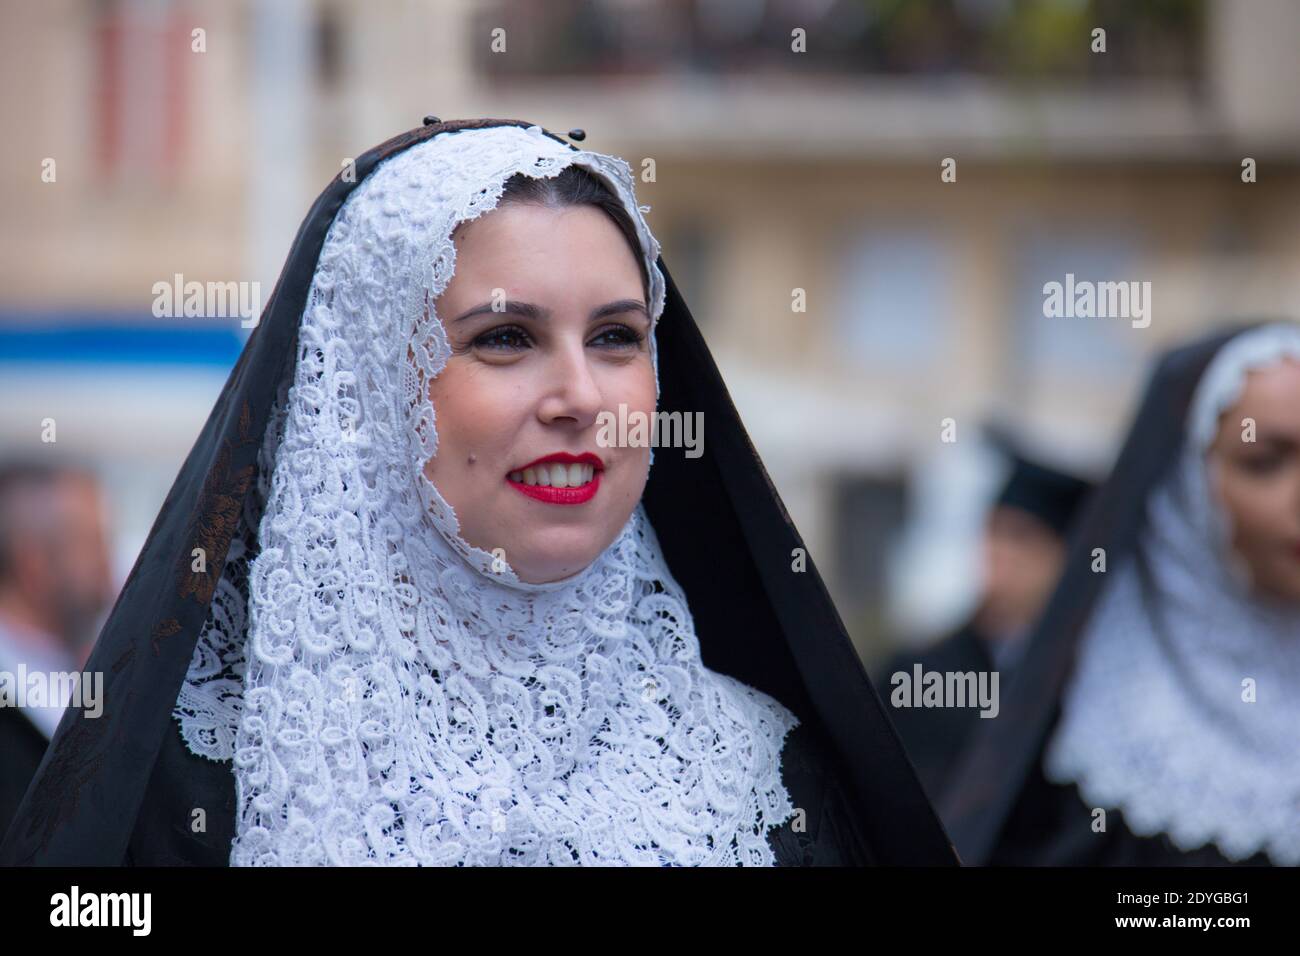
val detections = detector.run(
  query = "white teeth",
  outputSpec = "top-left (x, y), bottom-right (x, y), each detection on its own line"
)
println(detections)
top-left (512, 463), bottom-right (597, 487)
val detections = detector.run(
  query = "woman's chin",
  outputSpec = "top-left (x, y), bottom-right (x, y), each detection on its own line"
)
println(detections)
top-left (510, 555), bottom-right (598, 585)
top-left (499, 533), bottom-right (612, 585)
top-left (461, 496), bottom-right (632, 583)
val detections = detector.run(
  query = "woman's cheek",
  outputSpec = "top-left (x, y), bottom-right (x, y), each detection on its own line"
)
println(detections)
top-left (1222, 475), bottom-right (1263, 539)
top-left (1222, 475), bottom-right (1287, 582)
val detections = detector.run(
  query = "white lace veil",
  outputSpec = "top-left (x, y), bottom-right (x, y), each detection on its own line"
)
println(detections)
top-left (173, 124), bottom-right (798, 866)
top-left (1043, 322), bottom-right (1300, 864)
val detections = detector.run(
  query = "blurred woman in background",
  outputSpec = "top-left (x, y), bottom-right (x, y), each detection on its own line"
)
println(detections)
top-left (943, 321), bottom-right (1300, 866)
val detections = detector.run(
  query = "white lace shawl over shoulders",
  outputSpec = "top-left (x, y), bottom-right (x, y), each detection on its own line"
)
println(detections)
top-left (173, 124), bottom-right (800, 866)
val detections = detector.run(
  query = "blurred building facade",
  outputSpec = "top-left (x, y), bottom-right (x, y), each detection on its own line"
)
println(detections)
top-left (3, 0), bottom-right (1299, 659)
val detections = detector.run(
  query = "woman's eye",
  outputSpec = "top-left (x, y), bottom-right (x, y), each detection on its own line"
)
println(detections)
top-left (472, 325), bottom-right (532, 351)
top-left (589, 324), bottom-right (646, 349)
top-left (468, 323), bottom-right (644, 353)
top-left (1235, 449), bottom-right (1287, 474)
top-left (1244, 456), bottom-right (1284, 474)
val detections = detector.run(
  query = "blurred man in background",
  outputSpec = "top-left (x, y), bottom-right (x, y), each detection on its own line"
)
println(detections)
top-left (878, 450), bottom-right (1094, 806)
top-left (0, 461), bottom-right (115, 836)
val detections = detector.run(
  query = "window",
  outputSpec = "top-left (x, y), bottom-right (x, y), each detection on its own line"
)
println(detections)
top-left (1010, 227), bottom-right (1147, 394)
top-left (831, 471), bottom-right (908, 658)
top-left (836, 227), bottom-right (954, 370)
top-left (92, 0), bottom-right (190, 185)
top-left (661, 220), bottom-right (714, 327)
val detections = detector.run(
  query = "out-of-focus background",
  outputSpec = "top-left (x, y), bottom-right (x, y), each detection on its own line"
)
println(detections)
top-left (2, 0), bottom-right (1298, 666)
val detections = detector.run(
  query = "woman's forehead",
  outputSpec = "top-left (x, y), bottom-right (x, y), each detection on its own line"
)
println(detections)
top-left (1225, 358), bottom-right (1300, 414)
top-left (443, 206), bottom-right (646, 290)
top-left (1210, 358), bottom-right (1300, 449)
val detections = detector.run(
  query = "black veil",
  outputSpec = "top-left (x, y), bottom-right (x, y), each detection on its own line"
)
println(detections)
top-left (1, 118), bottom-right (956, 866)
top-left (938, 321), bottom-right (1280, 865)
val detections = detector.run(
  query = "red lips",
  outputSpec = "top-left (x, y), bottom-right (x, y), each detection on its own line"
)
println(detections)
top-left (507, 451), bottom-right (604, 506)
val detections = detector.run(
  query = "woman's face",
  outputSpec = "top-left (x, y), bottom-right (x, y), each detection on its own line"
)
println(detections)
top-left (1207, 357), bottom-right (1300, 604)
top-left (423, 201), bottom-right (655, 584)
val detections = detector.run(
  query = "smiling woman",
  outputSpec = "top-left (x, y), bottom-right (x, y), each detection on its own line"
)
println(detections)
top-left (0, 118), bottom-right (954, 868)
top-left (424, 181), bottom-right (656, 585)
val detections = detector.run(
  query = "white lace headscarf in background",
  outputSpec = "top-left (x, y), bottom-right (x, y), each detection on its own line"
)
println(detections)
top-left (174, 124), bottom-right (798, 866)
top-left (1044, 322), bottom-right (1300, 864)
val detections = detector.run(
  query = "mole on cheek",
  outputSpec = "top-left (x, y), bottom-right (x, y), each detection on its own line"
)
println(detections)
top-left (467, 453), bottom-right (477, 465)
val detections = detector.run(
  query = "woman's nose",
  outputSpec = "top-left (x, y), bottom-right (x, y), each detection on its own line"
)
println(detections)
top-left (537, 340), bottom-right (604, 426)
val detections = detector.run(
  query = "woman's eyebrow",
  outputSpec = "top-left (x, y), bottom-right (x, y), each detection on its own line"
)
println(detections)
top-left (451, 299), bottom-right (648, 323)
top-left (592, 299), bottom-right (650, 321)
top-left (1244, 433), bottom-right (1299, 451)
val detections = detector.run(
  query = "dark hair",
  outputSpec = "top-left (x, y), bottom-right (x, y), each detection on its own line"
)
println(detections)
top-left (496, 165), bottom-right (650, 304)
